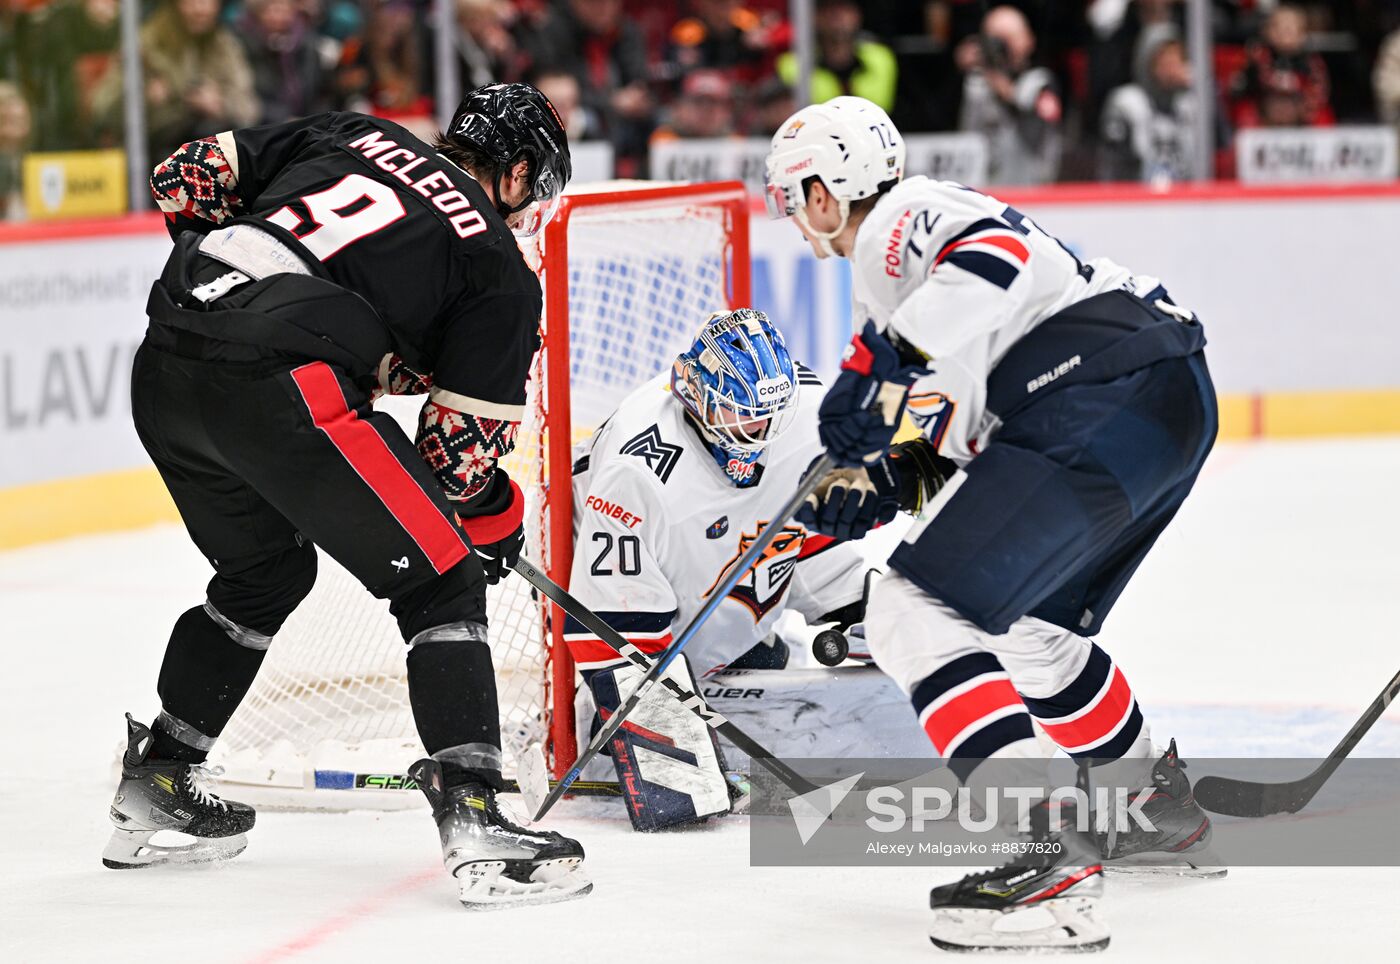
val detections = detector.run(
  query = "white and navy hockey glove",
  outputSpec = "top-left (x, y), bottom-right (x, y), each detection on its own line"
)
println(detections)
top-left (818, 320), bottom-right (925, 466)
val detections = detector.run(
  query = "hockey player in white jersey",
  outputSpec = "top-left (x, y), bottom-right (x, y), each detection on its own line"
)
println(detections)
top-left (765, 97), bottom-right (1220, 952)
top-left (564, 308), bottom-right (874, 831)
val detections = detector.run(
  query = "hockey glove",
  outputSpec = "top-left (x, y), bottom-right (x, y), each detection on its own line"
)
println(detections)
top-left (797, 459), bottom-right (901, 542)
top-left (818, 321), bottom-right (926, 466)
top-left (453, 469), bottom-right (525, 585)
top-left (887, 437), bottom-right (959, 514)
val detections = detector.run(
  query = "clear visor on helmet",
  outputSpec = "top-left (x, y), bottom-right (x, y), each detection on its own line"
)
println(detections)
top-left (700, 381), bottom-right (798, 453)
top-left (763, 168), bottom-right (794, 221)
top-left (509, 164), bottom-right (564, 238)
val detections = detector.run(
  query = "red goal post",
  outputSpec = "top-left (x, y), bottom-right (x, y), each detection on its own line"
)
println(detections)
top-left (535, 180), bottom-right (752, 778)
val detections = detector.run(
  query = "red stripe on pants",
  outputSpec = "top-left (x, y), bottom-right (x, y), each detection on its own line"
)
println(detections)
top-left (922, 677), bottom-right (1025, 754)
top-left (290, 362), bottom-right (468, 574)
top-left (1037, 666), bottom-right (1133, 750)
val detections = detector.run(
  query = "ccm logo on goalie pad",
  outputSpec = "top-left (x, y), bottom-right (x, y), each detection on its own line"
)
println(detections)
top-left (584, 495), bottom-right (644, 529)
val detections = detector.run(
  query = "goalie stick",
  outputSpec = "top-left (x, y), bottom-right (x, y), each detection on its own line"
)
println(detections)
top-left (510, 555), bottom-right (818, 814)
top-left (529, 454), bottom-right (836, 819)
top-left (1193, 666), bottom-right (1400, 817)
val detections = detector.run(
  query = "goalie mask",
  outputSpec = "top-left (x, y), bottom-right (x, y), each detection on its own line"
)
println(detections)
top-left (447, 82), bottom-right (572, 238)
top-left (763, 96), bottom-right (905, 258)
top-left (671, 309), bottom-right (799, 485)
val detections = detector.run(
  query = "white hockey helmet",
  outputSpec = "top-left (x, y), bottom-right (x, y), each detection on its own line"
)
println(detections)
top-left (763, 96), bottom-right (906, 255)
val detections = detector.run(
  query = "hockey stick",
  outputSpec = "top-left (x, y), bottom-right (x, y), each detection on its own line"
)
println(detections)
top-left (530, 454), bottom-right (836, 818)
top-left (1193, 667), bottom-right (1400, 817)
top-left (511, 555), bottom-right (818, 810)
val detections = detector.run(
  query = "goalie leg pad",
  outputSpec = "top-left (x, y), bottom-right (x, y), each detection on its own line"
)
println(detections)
top-left (588, 656), bottom-right (731, 832)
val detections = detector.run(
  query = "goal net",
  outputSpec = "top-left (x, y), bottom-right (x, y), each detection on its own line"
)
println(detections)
top-left (210, 181), bottom-right (751, 808)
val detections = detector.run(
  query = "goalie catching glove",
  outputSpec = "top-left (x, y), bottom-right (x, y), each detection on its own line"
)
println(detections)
top-left (453, 469), bottom-right (525, 584)
top-left (798, 438), bottom-right (957, 541)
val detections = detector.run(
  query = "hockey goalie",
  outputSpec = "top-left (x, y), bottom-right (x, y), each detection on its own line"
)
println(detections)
top-left (564, 308), bottom-right (878, 832)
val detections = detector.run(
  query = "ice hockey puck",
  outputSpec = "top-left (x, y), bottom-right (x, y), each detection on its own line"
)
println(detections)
top-left (812, 629), bottom-right (848, 666)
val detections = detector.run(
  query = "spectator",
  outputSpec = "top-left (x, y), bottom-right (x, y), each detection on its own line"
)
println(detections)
top-left (748, 75), bottom-right (796, 136)
top-left (1231, 4), bottom-right (1332, 128)
top-left (298, 0), bottom-right (363, 44)
top-left (336, 0), bottom-right (430, 120)
top-left (1086, 0), bottom-right (1183, 137)
top-left (775, 0), bottom-right (898, 112)
top-left (238, 0), bottom-right (330, 125)
top-left (957, 4), bottom-right (1062, 185)
top-left (651, 68), bottom-right (738, 142)
top-left (1100, 25), bottom-right (1196, 184)
top-left (665, 0), bottom-right (788, 85)
top-left (1375, 26), bottom-right (1400, 125)
top-left (21, 0), bottom-right (122, 151)
top-left (94, 0), bottom-right (258, 163)
top-left (521, 0), bottom-right (653, 176)
top-left (0, 81), bottom-right (30, 220)
top-left (531, 67), bottom-right (600, 143)
top-left (454, 0), bottom-right (529, 89)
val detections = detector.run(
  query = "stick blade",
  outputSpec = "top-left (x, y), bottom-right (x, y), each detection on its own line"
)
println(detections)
top-left (516, 743), bottom-right (551, 823)
top-left (1193, 774), bottom-right (1315, 818)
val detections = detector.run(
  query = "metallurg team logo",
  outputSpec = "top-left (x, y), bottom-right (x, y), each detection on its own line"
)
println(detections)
top-left (703, 521), bottom-right (805, 621)
top-left (620, 424), bottom-right (682, 483)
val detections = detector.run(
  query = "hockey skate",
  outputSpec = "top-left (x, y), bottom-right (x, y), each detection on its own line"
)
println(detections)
top-left (929, 805), bottom-right (1109, 954)
top-left (410, 758), bottom-right (592, 909)
top-left (103, 713), bottom-right (255, 870)
top-left (1090, 740), bottom-right (1226, 879)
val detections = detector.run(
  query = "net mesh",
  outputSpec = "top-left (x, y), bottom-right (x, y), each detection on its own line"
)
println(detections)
top-left (211, 183), bottom-right (742, 805)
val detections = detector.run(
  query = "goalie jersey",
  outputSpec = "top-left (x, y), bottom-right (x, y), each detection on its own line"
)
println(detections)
top-left (564, 369), bottom-right (868, 677)
top-left (850, 176), bottom-right (1190, 465)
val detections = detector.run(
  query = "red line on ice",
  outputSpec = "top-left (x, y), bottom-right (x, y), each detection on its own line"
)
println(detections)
top-left (243, 867), bottom-right (440, 963)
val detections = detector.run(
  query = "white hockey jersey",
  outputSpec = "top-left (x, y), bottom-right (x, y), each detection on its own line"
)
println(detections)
top-left (565, 369), bottom-right (867, 677)
top-left (850, 176), bottom-right (1167, 464)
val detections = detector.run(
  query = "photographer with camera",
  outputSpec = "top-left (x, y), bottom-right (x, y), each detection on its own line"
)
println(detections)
top-left (956, 4), bottom-right (1061, 185)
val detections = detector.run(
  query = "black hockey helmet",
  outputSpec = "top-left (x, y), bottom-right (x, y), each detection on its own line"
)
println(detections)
top-left (447, 82), bottom-right (572, 237)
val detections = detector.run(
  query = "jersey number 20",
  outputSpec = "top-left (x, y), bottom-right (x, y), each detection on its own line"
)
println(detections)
top-left (590, 532), bottom-right (642, 576)
top-left (266, 174), bottom-right (407, 261)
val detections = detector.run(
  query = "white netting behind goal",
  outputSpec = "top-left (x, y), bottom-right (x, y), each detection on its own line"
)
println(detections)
top-left (211, 182), bottom-right (747, 808)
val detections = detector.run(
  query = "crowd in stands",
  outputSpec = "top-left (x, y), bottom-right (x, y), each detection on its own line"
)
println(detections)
top-left (4, 0), bottom-right (1400, 218)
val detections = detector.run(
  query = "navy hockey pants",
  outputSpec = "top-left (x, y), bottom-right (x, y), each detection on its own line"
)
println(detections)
top-left (888, 351), bottom-right (1217, 637)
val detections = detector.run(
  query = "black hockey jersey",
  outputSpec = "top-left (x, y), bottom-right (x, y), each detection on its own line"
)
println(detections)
top-left (152, 111), bottom-right (541, 415)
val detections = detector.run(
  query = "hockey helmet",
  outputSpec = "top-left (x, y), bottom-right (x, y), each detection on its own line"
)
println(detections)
top-left (447, 82), bottom-right (572, 237)
top-left (671, 309), bottom-right (799, 469)
top-left (763, 96), bottom-right (905, 255)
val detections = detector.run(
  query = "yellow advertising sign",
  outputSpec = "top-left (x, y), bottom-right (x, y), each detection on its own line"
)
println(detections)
top-left (22, 149), bottom-right (128, 219)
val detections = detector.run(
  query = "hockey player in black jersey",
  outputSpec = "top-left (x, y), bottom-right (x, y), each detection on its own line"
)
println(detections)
top-left (106, 83), bottom-right (591, 908)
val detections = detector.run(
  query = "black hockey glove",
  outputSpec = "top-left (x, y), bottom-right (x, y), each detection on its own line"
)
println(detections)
top-left (453, 469), bottom-right (525, 585)
top-left (886, 437), bottom-right (959, 514)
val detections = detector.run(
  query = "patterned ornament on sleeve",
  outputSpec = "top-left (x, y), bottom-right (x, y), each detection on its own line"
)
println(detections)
top-left (373, 353), bottom-right (434, 401)
top-left (150, 136), bottom-right (242, 224)
top-left (417, 400), bottom-right (520, 502)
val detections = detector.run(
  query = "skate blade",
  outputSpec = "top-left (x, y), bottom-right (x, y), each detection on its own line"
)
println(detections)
top-left (101, 828), bottom-right (248, 870)
top-left (454, 856), bottom-right (592, 910)
top-left (930, 898), bottom-right (1110, 954)
top-left (1103, 844), bottom-right (1227, 879)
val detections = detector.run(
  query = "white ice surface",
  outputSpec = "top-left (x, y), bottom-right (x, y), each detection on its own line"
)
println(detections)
top-left (4, 437), bottom-right (1400, 962)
